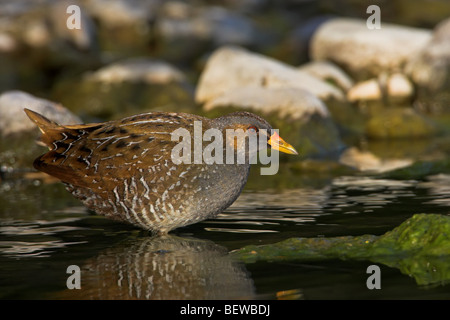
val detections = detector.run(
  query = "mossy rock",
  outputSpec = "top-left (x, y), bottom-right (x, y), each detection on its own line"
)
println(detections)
top-left (231, 213), bottom-right (450, 286)
top-left (365, 108), bottom-right (437, 139)
top-left (52, 79), bottom-right (198, 121)
top-left (378, 158), bottom-right (450, 180)
top-left (363, 138), bottom-right (436, 160)
top-left (95, 23), bottom-right (153, 57)
top-left (324, 98), bottom-right (368, 137)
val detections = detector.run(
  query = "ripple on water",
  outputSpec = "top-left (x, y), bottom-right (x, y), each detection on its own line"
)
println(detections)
top-left (209, 188), bottom-right (329, 233)
top-left (0, 218), bottom-right (87, 258)
top-left (205, 176), bottom-right (423, 234)
top-left (418, 174), bottom-right (450, 207)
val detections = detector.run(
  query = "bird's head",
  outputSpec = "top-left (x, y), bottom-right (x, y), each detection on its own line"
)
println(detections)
top-left (214, 112), bottom-right (298, 159)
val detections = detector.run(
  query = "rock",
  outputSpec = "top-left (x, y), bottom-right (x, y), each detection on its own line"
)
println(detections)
top-left (196, 46), bottom-right (348, 157)
top-left (155, 4), bottom-right (259, 63)
top-left (406, 18), bottom-right (450, 113)
top-left (298, 60), bottom-right (354, 92)
top-left (347, 79), bottom-right (382, 102)
top-left (0, 1), bottom-right (100, 93)
top-left (82, 0), bottom-right (160, 56)
top-left (318, 0), bottom-right (450, 28)
top-left (196, 46), bottom-right (345, 105)
top-left (339, 147), bottom-right (412, 173)
top-left (85, 0), bottom-right (160, 27)
top-left (49, 0), bottom-right (98, 51)
top-left (203, 86), bottom-right (329, 119)
top-left (386, 73), bottom-right (414, 103)
top-left (231, 213), bottom-right (450, 286)
top-left (86, 58), bottom-right (186, 84)
top-left (0, 32), bottom-right (17, 53)
top-left (365, 108), bottom-right (436, 139)
top-left (22, 19), bottom-right (52, 48)
top-left (364, 137), bottom-right (441, 163)
top-left (0, 90), bottom-right (82, 170)
top-left (157, 4), bottom-right (257, 46)
top-left (0, 90), bottom-right (81, 136)
top-left (381, 158), bottom-right (450, 180)
top-left (310, 18), bottom-right (431, 79)
top-left (1, 0), bottom-right (98, 52)
top-left (51, 58), bottom-right (196, 120)
top-left (202, 86), bottom-right (344, 158)
top-left (154, 1), bottom-right (210, 62)
top-left (347, 73), bottom-right (414, 105)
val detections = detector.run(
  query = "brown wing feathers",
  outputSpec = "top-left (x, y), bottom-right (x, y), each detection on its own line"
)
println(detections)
top-left (24, 108), bottom-right (102, 186)
top-left (24, 109), bottom-right (192, 189)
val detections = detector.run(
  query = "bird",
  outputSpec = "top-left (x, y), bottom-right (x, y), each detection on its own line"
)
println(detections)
top-left (24, 108), bottom-right (298, 235)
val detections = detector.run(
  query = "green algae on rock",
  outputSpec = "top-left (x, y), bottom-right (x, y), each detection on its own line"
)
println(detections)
top-left (231, 214), bottom-right (450, 286)
top-left (365, 108), bottom-right (437, 140)
top-left (371, 214), bottom-right (450, 286)
top-left (231, 234), bottom-right (378, 264)
top-left (379, 158), bottom-right (450, 180)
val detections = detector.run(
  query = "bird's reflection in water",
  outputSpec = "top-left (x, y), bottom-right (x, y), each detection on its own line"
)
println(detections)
top-left (59, 235), bottom-right (255, 300)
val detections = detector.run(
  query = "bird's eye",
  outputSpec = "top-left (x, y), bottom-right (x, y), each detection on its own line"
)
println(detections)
top-left (247, 126), bottom-right (258, 133)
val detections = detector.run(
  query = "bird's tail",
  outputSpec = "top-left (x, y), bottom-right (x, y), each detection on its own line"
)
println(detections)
top-left (24, 108), bottom-right (62, 149)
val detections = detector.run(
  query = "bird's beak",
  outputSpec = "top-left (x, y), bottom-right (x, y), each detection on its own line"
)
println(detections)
top-left (268, 131), bottom-right (298, 155)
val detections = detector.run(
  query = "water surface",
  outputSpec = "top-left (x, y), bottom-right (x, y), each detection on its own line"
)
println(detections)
top-left (1, 168), bottom-right (450, 299)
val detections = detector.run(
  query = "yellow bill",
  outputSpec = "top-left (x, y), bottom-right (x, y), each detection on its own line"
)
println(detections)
top-left (268, 131), bottom-right (298, 155)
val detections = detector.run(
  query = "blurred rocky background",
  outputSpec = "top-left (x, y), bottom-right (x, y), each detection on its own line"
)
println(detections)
top-left (1, 0), bottom-right (450, 178)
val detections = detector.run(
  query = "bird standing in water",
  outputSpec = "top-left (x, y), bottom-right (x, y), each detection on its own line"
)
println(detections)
top-left (25, 109), bottom-right (297, 235)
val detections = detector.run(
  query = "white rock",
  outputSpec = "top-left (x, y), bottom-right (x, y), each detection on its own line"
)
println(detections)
top-left (405, 17), bottom-right (450, 112)
top-left (298, 60), bottom-right (354, 92)
top-left (203, 85), bottom-right (344, 157)
top-left (84, 0), bottom-right (160, 27)
top-left (310, 18), bottom-right (431, 77)
top-left (161, 1), bottom-right (191, 19)
top-left (347, 73), bottom-right (414, 102)
top-left (347, 79), bottom-right (381, 102)
top-left (22, 20), bottom-right (51, 48)
top-left (387, 73), bottom-right (414, 100)
top-left (196, 46), bottom-right (344, 105)
top-left (87, 58), bottom-right (186, 84)
top-left (203, 86), bottom-right (330, 120)
top-left (0, 91), bottom-right (81, 136)
top-left (0, 33), bottom-right (17, 53)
